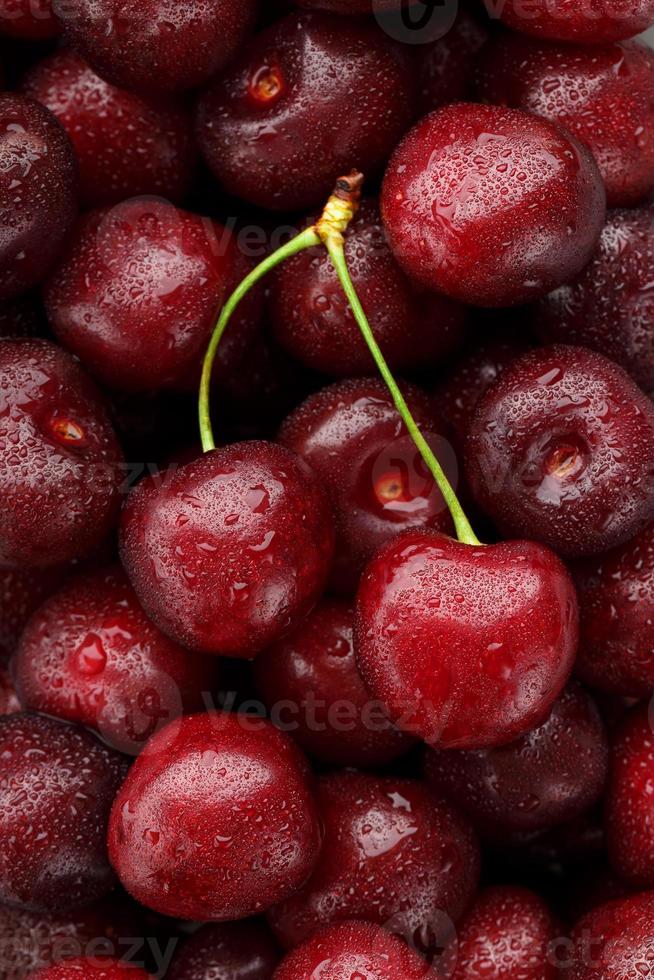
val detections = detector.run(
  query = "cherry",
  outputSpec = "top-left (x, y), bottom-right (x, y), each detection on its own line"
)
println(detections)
top-left (495, 0), bottom-right (654, 44)
top-left (21, 50), bottom-right (197, 208)
top-left (0, 566), bottom-right (64, 662)
top-left (572, 523), bottom-right (654, 697)
top-left (253, 598), bottom-right (413, 767)
top-left (278, 378), bottom-right (455, 595)
top-left (194, 12), bottom-right (415, 211)
top-left (534, 207), bottom-right (654, 394)
top-left (355, 529), bottom-right (578, 749)
top-left (0, 713), bottom-right (128, 913)
top-left (269, 199), bottom-right (466, 378)
top-left (418, 7), bottom-right (489, 114)
top-left (108, 711), bottom-right (322, 920)
top-left (565, 892), bottom-right (654, 978)
top-left (27, 960), bottom-right (152, 978)
top-left (13, 566), bottom-right (221, 755)
top-left (44, 198), bottom-right (262, 394)
top-left (273, 921), bottom-right (435, 980)
top-left (267, 770), bottom-right (480, 953)
top-left (424, 683), bottom-right (608, 842)
top-left (477, 36), bottom-right (654, 208)
top-left (0, 339), bottom-right (124, 569)
top-left (0, 94), bottom-right (77, 302)
top-left (119, 441), bottom-right (334, 657)
top-left (52, 0), bottom-right (257, 94)
top-left (0, 665), bottom-right (20, 715)
top-left (381, 102), bottom-right (606, 308)
top-left (167, 920), bottom-right (280, 980)
top-left (0, 0), bottom-right (58, 40)
top-left (465, 345), bottom-right (654, 558)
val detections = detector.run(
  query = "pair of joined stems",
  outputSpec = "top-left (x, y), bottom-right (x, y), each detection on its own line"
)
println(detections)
top-left (198, 171), bottom-right (481, 549)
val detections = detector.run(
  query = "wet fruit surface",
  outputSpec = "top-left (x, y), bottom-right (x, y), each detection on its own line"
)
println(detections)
top-left (167, 919), bottom-right (280, 980)
top-left (565, 891), bottom-right (654, 978)
top-left (496, 0), bottom-right (654, 43)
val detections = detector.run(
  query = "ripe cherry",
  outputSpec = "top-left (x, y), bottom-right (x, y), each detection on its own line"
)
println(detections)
top-left (269, 199), bottom-right (466, 378)
top-left (0, 339), bottom-right (124, 569)
top-left (418, 7), bottom-right (489, 114)
top-left (44, 198), bottom-right (262, 394)
top-left (565, 892), bottom-right (654, 978)
top-left (27, 960), bottom-right (152, 978)
top-left (465, 345), bottom-right (654, 558)
top-left (381, 102), bottom-right (606, 307)
top-left (21, 50), bottom-right (197, 208)
top-left (0, 566), bottom-right (64, 662)
top-left (194, 12), bottom-right (415, 211)
top-left (253, 599), bottom-right (413, 767)
top-left (167, 920), bottom-right (280, 980)
top-left (0, 94), bottom-right (77, 302)
top-left (119, 441), bottom-right (334, 657)
top-left (424, 683), bottom-right (608, 841)
top-left (108, 712), bottom-right (322, 921)
top-left (279, 378), bottom-right (455, 595)
top-left (0, 0), bottom-right (58, 39)
top-left (0, 713), bottom-right (128, 913)
top-left (495, 0), bottom-right (654, 44)
top-left (477, 36), bottom-right (654, 207)
top-left (267, 770), bottom-right (480, 953)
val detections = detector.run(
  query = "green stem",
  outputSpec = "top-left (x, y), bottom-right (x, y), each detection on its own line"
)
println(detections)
top-left (199, 226), bottom-right (321, 453)
top-left (325, 239), bottom-right (482, 547)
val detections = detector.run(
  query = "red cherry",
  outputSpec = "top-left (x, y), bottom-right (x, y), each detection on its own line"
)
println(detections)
top-left (119, 442), bottom-right (334, 657)
top-left (279, 378), bottom-right (455, 596)
top-left (194, 12), bottom-right (415, 211)
top-left (465, 345), bottom-right (654, 558)
top-left (381, 103), bottom-right (606, 307)
top-left (267, 770), bottom-right (480, 953)
top-left (27, 959), bottom-right (152, 979)
top-left (167, 920), bottom-right (280, 980)
top-left (495, 0), bottom-right (654, 44)
top-left (424, 683), bottom-right (608, 842)
top-left (0, 566), bottom-right (64, 662)
top-left (0, 339), bottom-right (124, 569)
top-left (418, 8), bottom-right (489, 114)
top-left (21, 50), bottom-right (196, 208)
top-left (355, 530), bottom-right (578, 749)
top-left (0, 0), bottom-right (58, 40)
top-left (253, 599), bottom-right (413, 767)
top-left (108, 712), bottom-right (322, 920)
top-left (565, 892), bottom-right (654, 978)
top-left (44, 198), bottom-right (262, 394)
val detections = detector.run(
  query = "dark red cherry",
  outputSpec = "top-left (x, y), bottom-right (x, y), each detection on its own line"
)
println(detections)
top-left (27, 960), bottom-right (152, 979)
top-left (0, 566), bottom-right (64, 662)
top-left (424, 683), bottom-right (608, 842)
top-left (495, 0), bottom-right (654, 44)
top-left (194, 12), bottom-right (415, 211)
top-left (273, 921), bottom-right (435, 980)
top-left (0, 713), bottom-right (128, 913)
top-left (0, 665), bottom-right (19, 715)
top-left (167, 920), bottom-right (280, 980)
top-left (44, 198), bottom-right (262, 394)
top-left (13, 566), bottom-right (220, 755)
top-left (269, 199), bottom-right (466, 378)
top-left (606, 703), bottom-right (654, 887)
top-left (267, 770), bottom-right (480, 953)
top-left (565, 892), bottom-right (654, 978)
top-left (418, 7), bottom-right (489, 114)
top-left (534, 208), bottom-right (654, 393)
top-left (52, 0), bottom-right (257, 94)
top-left (381, 103), bottom-right (606, 308)
top-left (572, 523), bottom-right (654, 697)
top-left (465, 345), bottom-right (654, 558)
top-left (108, 712), bottom-right (322, 920)
top-left (253, 599), bottom-right (413, 767)
top-left (0, 94), bottom-right (77, 302)
top-left (477, 36), bottom-right (654, 208)
top-left (0, 0), bottom-right (58, 39)
top-left (0, 339), bottom-right (124, 569)
top-left (279, 378), bottom-right (455, 596)
top-left (355, 530), bottom-right (578, 749)
top-left (21, 50), bottom-right (196, 208)
top-left (120, 442), bottom-right (334, 657)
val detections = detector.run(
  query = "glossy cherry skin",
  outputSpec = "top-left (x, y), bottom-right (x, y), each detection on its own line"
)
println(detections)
top-left (356, 530), bottom-right (578, 750)
top-left (381, 103), bottom-right (606, 308)
top-left (535, 208), bottom-right (654, 393)
top-left (496, 0), bottom-right (654, 44)
top-left (564, 892), bottom-right (654, 978)
top-left (0, 94), bottom-right (77, 302)
top-left (279, 378), bottom-right (455, 596)
top-left (167, 920), bottom-right (280, 980)
top-left (418, 7), bottom-right (489, 114)
top-left (21, 50), bottom-right (196, 208)
top-left (269, 199), bottom-right (466, 378)
top-left (195, 12), bottom-right (415, 211)
top-left (465, 345), bottom-right (654, 558)
top-left (13, 566), bottom-right (221, 755)
top-left (52, 0), bottom-right (257, 94)
top-left (0, 713), bottom-right (128, 913)
top-left (44, 198), bottom-right (262, 394)
top-left (0, 566), bottom-right (64, 661)
top-left (0, 339), bottom-right (124, 569)
top-left (120, 442), bottom-right (334, 657)
top-left (424, 683), bottom-right (608, 842)
top-left (267, 771), bottom-right (480, 953)
top-left (0, 0), bottom-right (58, 38)
top-left (108, 711), bottom-right (322, 921)
top-left (27, 960), bottom-right (152, 979)
top-left (477, 36), bottom-right (654, 208)
top-left (253, 599), bottom-right (413, 768)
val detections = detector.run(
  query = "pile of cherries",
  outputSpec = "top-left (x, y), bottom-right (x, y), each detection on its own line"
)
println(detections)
top-left (2, 0), bottom-right (654, 977)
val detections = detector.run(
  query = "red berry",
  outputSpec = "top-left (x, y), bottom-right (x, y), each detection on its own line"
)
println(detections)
top-left (606, 703), bottom-right (654, 887)
top-left (565, 892), bottom-right (654, 978)
top-left (496, 0), bottom-right (654, 44)
top-left (0, 566), bottom-right (64, 662)
top-left (167, 920), bottom-right (280, 980)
